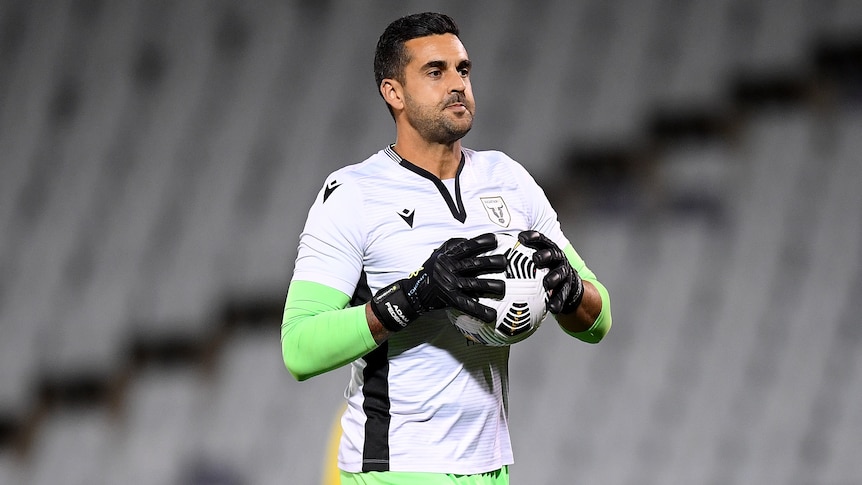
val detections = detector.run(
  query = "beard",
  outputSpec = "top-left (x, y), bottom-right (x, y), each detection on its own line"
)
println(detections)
top-left (403, 92), bottom-right (474, 145)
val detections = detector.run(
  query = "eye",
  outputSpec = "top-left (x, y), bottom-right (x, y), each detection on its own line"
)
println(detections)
top-left (459, 67), bottom-right (470, 77)
top-left (428, 69), bottom-right (442, 78)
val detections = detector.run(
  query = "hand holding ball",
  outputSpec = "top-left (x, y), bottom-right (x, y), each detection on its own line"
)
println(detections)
top-left (448, 233), bottom-right (550, 346)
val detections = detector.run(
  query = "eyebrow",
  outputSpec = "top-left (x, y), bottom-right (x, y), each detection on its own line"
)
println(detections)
top-left (421, 59), bottom-right (472, 71)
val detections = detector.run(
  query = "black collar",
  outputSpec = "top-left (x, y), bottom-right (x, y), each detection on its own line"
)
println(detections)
top-left (384, 145), bottom-right (467, 223)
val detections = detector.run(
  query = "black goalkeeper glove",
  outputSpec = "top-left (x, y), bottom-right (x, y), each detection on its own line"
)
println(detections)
top-left (518, 230), bottom-right (584, 315)
top-left (370, 233), bottom-right (507, 332)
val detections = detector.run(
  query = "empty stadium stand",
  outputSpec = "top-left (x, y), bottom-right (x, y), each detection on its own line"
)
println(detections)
top-left (1, 1), bottom-right (860, 483)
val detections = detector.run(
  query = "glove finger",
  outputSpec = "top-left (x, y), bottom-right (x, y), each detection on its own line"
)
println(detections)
top-left (453, 254), bottom-right (507, 276)
top-left (547, 292), bottom-right (564, 314)
top-left (543, 265), bottom-right (567, 292)
top-left (445, 233), bottom-right (498, 259)
top-left (436, 237), bottom-right (469, 254)
top-left (546, 278), bottom-right (571, 314)
top-left (457, 277), bottom-right (506, 299)
top-left (450, 295), bottom-right (498, 324)
top-left (532, 247), bottom-right (565, 268)
top-left (517, 230), bottom-right (556, 250)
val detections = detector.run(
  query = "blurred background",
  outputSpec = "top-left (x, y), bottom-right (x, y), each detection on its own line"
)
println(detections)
top-left (1, 0), bottom-right (861, 483)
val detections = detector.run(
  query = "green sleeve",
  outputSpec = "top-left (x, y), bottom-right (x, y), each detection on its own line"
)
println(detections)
top-left (281, 280), bottom-right (378, 381)
top-left (560, 243), bottom-right (612, 344)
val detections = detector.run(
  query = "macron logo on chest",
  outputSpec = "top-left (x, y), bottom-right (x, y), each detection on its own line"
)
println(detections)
top-left (398, 208), bottom-right (415, 228)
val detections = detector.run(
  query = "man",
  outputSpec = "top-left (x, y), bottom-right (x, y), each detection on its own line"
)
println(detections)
top-left (281, 12), bottom-right (612, 484)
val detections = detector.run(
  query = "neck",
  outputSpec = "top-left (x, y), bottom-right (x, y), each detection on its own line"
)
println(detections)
top-left (393, 131), bottom-right (463, 179)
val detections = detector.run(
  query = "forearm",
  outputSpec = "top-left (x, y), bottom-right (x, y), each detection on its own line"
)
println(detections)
top-left (556, 277), bottom-right (611, 343)
top-left (281, 280), bottom-right (379, 381)
top-left (555, 279), bottom-right (600, 332)
top-left (556, 244), bottom-right (612, 343)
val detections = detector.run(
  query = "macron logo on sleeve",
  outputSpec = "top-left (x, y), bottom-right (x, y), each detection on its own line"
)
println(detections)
top-left (323, 179), bottom-right (342, 202)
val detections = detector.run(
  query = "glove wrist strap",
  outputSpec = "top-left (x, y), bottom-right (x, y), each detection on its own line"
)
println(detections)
top-left (371, 281), bottom-right (421, 332)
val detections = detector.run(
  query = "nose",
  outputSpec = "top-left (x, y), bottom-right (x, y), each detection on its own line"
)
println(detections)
top-left (448, 71), bottom-right (466, 93)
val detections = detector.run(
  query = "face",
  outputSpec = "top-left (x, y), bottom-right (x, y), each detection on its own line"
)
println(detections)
top-left (393, 33), bottom-right (476, 144)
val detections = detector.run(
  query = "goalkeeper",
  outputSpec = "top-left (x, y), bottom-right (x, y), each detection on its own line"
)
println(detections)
top-left (281, 12), bottom-right (612, 485)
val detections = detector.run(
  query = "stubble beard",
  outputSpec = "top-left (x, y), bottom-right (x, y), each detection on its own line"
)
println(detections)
top-left (404, 92), bottom-right (474, 145)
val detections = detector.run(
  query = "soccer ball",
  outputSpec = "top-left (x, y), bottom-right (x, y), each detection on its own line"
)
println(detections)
top-left (447, 233), bottom-right (550, 346)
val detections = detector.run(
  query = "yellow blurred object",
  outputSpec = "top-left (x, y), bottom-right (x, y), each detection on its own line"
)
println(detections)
top-left (322, 404), bottom-right (346, 485)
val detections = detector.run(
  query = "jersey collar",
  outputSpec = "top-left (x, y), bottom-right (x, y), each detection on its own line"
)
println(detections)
top-left (384, 145), bottom-right (467, 223)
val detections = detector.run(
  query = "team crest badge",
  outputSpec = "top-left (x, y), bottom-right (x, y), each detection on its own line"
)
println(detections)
top-left (480, 196), bottom-right (511, 227)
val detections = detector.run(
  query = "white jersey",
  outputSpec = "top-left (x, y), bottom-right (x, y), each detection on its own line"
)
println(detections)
top-left (292, 145), bottom-right (569, 474)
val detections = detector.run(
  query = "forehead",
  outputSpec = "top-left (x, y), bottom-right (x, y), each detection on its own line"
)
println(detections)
top-left (403, 33), bottom-right (469, 66)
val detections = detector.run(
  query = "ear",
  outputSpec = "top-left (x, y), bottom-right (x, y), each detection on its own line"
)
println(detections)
top-left (380, 79), bottom-right (404, 112)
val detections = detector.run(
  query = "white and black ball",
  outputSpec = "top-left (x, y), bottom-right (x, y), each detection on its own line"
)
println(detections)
top-left (448, 233), bottom-right (550, 346)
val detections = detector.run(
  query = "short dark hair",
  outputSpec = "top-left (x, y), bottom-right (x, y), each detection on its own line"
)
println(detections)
top-left (373, 12), bottom-right (460, 92)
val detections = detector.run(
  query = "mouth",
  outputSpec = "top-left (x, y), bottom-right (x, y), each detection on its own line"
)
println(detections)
top-left (444, 94), bottom-right (469, 111)
top-left (445, 102), bottom-right (468, 113)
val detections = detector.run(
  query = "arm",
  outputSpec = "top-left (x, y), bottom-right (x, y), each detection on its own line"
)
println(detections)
top-left (283, 234), bottom-right (508, 380)
top-left (283, 175), bottom-right (386, 381)
top-left (502, 158), bottom-right (611, 342)
top-left (556, 243), bottom-right (612, 343)
top-left (519, 232), bottom-right (612, 344)
top-left (281, 280), bottom-right (379, 381)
